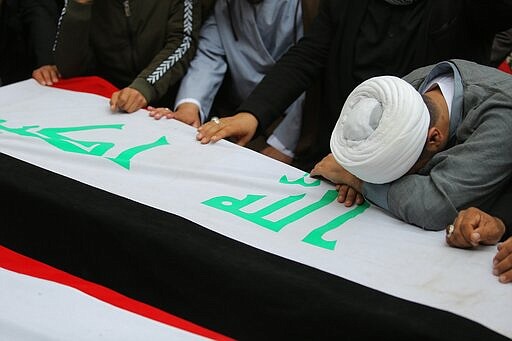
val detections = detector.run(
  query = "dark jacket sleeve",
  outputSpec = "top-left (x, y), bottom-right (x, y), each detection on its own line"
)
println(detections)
top-left (130, 0), bottom-right (213, 104)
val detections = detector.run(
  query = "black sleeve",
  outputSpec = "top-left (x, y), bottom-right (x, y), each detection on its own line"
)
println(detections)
top-left (18, 0), bottom-right (63, 67)
top-left (235, 0), bottom-right (334, 130)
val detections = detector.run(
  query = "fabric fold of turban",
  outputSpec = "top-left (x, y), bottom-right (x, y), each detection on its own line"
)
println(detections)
top-left (330, 75), bottom-right (430, 184)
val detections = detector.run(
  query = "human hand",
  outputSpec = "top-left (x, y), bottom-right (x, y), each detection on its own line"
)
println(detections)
top-left (32, 65), bottom-right (61, 86)
top-left (494, 237), bottom-right (512, 284)
top-left (147, 106), bottom-right (172, 120)
top-left (196, 112), bottom-right (258, 146)
top-left (445, 207), bottom-right (506, 249)
top-left (310, 153), bottom-right (362, 191)
top-left (335, 184), bottom-right (365, 207)
top-left (310, 154), bottom-right (364, 206)
top-left (110, 87), bottom-right (148, 113)
top-left (166, 103), bottom-right (201, 127)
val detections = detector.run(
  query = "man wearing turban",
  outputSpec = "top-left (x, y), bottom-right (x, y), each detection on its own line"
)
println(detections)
top-left (195, 0), bottom-right (512, 171)
top-left (309, 59), bottom-right (512, 232)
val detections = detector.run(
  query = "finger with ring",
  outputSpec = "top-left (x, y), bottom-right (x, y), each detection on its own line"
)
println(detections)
top-left (446, 224), bottom-right (455, 238)
top-left (211, 116), bottom-right (221, 125)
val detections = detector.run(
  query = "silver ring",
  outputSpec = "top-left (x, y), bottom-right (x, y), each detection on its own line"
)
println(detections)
top-left (210, 116), bottom-right (220, 125)
top-left (164, 107), bottom-right (171, 111)
top-left (447, 224), bottom-right (455, 238)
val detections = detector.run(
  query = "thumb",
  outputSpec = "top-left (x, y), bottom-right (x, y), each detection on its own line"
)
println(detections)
top-left (110, 92), bottom-right (119, 112)
top-left (474, 217), bottom-right (505, 245)
top-left (237, 133), bottom-right (253, 146)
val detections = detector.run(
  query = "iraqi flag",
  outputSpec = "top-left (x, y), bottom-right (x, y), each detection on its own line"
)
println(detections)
top-left (0, 77), bottom-right (511, 340)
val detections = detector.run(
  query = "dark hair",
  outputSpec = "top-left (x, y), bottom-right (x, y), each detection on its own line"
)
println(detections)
top-left (421, 93), bottom-right (440, 128)
top-left (411, 93), bottom-right (441, 170)
top-left (406, 91), bottom-right (446, 174)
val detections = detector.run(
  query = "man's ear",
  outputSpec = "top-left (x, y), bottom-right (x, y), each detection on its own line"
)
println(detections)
top-left (425, 126), bottom-right (445, 152)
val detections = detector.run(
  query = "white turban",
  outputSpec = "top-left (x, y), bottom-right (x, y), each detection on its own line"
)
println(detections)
top-left (330, 75), bottom-right (430, 184)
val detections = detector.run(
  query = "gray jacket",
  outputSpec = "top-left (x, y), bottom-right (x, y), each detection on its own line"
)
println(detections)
top-left (363, 59), bottom-right (512, 230)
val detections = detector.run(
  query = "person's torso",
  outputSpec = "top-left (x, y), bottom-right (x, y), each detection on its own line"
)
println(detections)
top-left (311, 0), bottom-right (506, 161)
top-left (89, 0), bottom-right (172, 87)
top-left (215, 0), bottom-right (303, 105)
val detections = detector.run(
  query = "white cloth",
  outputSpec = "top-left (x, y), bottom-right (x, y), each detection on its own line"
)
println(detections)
top-left (423, 74), bottom-right (454, 118)
top-left (330, 76), bottom-right (430, 184)
top-left (2, 79), bottom-right (512, 338)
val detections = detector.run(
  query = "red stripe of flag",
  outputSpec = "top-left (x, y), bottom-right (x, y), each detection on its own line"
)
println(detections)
top-left (0, 245), bottom-right (234, 341)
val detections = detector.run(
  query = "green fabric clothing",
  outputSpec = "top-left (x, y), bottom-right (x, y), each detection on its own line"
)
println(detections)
top-left (54, 0), bottom-right (215, 105)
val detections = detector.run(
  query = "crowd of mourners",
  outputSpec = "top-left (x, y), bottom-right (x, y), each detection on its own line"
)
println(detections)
top-left (1, 0), bottom-right (511, 284)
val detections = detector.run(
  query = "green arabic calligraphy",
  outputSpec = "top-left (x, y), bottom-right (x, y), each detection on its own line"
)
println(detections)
top-left (203, 171), bottom-right (370, 251)
top-left (202, 190), bottom-right (338, 232)
top-left (279, 173), bottom-right (321, 187)
top-left (0, 120), bottom-right (169, 169)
